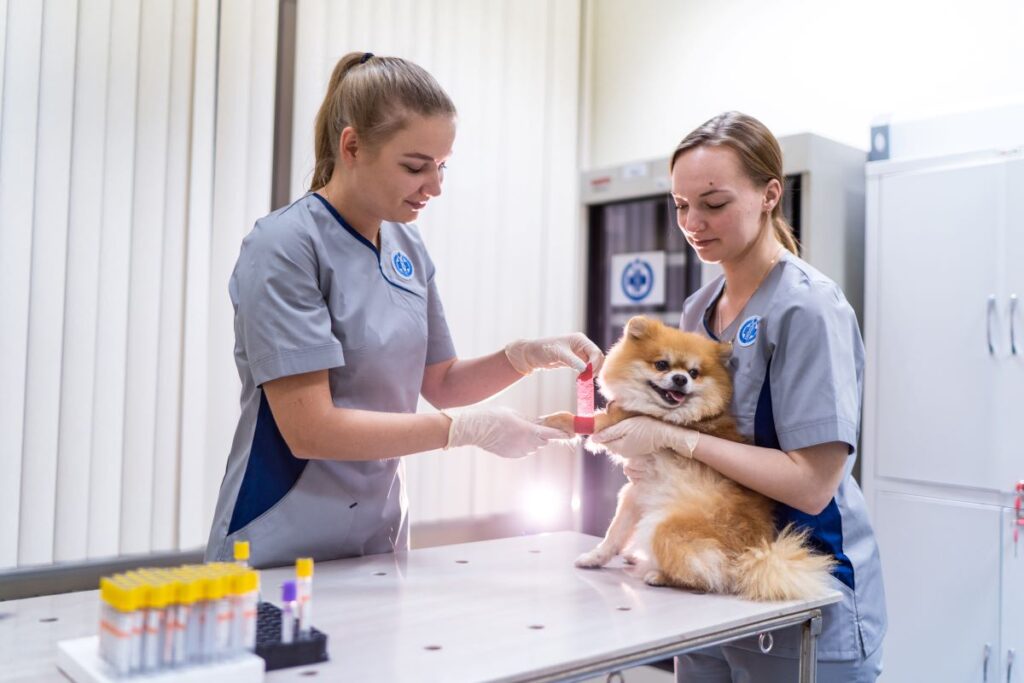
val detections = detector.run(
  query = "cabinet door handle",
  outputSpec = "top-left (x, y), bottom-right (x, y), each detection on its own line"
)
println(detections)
top-left (984, 643), bottom-right (992, 682)
top-left (1008, 649), bottom-right (1015, 683)
top-left (1011, 295), bottom-right (1019, 355)
top-left (988, 295), bottom-right (997, 355)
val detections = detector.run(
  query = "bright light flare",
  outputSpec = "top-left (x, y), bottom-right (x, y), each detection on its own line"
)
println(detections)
top-left (522, 484), bottom-right (566, 524)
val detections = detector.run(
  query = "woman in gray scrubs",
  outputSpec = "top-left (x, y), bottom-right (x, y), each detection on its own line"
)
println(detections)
top-left (591, 112), bottom-right (886, 682)
top-left (205, 52), bottom-right (601, 569)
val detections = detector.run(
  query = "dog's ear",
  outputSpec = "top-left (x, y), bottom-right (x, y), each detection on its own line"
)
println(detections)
top-left (717, 342), bottom-right (733, 363)
top-left (625, 316), bottom-right (653, 340)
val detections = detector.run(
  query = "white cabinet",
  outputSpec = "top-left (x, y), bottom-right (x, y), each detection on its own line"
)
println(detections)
top-left (864, 149), bottom-right (1024, 682)
top-left (872, 160), bottom-right (1004, 489)
top-left (875, 493), bottom-right (1001, 683)
top-left (1002, 506), bottom-right (1022, 683)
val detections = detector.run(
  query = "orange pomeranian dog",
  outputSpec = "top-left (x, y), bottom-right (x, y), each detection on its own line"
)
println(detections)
top-left (543, 316), bottom-right (834, 601)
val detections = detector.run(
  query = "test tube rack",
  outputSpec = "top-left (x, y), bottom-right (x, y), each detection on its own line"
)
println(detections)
top-left (254, 601), bottom-right (329, 671)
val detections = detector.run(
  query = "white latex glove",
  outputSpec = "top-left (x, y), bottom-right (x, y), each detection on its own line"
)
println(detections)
top-left (589, 416), bottom-right (701, 460)
top-left (444, 407), bottom-right (569, 459)
top-left (504, 333), bottom-right (604, 376)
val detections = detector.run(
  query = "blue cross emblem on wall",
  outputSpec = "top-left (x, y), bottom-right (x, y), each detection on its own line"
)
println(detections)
top-left (621, 258), bottom-right (655, 302)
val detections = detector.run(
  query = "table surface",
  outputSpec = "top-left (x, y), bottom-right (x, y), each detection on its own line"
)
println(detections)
top-left (0, 531), bottom-right (840, 682)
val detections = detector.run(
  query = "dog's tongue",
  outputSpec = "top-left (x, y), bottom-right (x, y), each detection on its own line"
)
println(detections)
top-left (668, 390), bottom-right (686, 403)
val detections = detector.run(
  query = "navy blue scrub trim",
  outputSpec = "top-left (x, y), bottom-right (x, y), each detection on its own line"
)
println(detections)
top-left (311, 193), bottom-right (420, 298)
top-left (227, 392), bottom-right (309, 535)
top-left (754, 358), bottom-right (856, 591)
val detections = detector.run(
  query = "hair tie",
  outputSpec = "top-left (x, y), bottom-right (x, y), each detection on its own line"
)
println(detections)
top-left (359, 52), bottom-right (374, 64)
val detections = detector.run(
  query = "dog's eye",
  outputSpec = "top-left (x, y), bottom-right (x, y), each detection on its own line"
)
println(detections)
top-left (654, 360), bottom-right (670, 372)
top-left (688, 368), bottom-right (700, 379)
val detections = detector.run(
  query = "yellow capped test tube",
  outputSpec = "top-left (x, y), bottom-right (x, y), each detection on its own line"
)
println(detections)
top-left (234, 540), bottom-right (250, 568)
top-left (99, 577), bottom-right (139, 676)
top-left (232, 569), bottom-right (259, 652)
top-left (296, 557), bottom-right (314, 638)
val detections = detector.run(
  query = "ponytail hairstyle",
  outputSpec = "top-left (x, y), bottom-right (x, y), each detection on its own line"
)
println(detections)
top-left (310, 52), bottom-right (457, 191)
top-left (669, 111), bottom-right (799, 254)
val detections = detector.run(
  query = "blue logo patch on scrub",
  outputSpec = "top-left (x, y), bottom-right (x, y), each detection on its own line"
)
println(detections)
top-left (391, 250), bottom-right (414, 279)
top-left (736, 316), bottom-right (761, 347)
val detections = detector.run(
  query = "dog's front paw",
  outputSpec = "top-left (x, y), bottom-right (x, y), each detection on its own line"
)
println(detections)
top-left (540, 411), bottom-right (576, 436)
top-left (643, 570), bottom-right (669, 586)
top-left (575, 547), bottom-right (613, 569)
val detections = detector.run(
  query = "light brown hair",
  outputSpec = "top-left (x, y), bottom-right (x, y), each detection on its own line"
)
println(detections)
top-left (310, 52), bottom-right (457, 190)
top-left (669, 112), bottom-right (799, 254)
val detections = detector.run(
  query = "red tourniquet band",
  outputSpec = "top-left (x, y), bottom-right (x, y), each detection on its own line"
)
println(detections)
top-left (574, 363), bottom-right (595, 434)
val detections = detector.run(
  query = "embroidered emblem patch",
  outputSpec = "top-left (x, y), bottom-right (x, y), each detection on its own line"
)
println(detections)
top-left (737, 316), bottom-right (761, 347)
top-left (392, 250), bottom-right (414, 279)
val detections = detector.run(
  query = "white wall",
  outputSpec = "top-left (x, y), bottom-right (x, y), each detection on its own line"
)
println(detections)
top-left (585, 0), bottom-right (1024, 169)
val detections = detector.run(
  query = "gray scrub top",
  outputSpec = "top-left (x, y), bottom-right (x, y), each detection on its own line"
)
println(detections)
top-left (681, 251), bottom-right (886, 661)
top-left (205, 193), bottom-right (456, 569)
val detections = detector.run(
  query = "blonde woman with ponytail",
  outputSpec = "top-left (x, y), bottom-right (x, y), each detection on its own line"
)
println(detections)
top-left (591, 112), bottom-right (885, 681)
top-left (205, 52), bottom-right (602, 569)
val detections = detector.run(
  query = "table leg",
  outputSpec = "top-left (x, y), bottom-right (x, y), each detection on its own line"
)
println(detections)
top-left (798, 611), bottom-right (823, 683)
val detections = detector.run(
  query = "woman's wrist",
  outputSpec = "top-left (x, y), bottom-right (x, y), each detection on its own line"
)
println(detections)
top-left (438, 411), bottom-right (455, 449)
top-left (681, 429), bottom-right (701, 458)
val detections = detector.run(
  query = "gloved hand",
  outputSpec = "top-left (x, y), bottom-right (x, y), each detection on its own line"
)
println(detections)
top-left (589, 416), bottom-right (701, 460)
top-left (504, 333), bottom-right (604, 376)
top-left (444, 407), bottom-right (570, 459)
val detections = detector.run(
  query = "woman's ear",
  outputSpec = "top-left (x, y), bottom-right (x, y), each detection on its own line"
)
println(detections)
top-left (339, 126), bottom-right (360, 167)
top-left (763, 178), bottom-right (782, 212)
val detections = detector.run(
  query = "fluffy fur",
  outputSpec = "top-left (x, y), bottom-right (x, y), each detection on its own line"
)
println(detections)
top-left (542, 316), bottom-right (834, 601)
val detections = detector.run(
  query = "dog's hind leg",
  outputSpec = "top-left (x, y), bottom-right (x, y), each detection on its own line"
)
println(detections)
top-left (650, 516), bottom-right (731, 594)
top-left (575, 483), bottom-right (642, 568)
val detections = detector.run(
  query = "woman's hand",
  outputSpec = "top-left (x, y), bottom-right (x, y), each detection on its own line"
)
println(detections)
top-left (590, 416), bottom-right (700, 459)
top-left (504, 333), bottom-right (604, 375)
top-left (445, 407), bottom-right (570, 459)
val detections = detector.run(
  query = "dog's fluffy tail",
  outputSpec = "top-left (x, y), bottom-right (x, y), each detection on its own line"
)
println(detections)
top-left (733, 525), bottom-right (835, 601)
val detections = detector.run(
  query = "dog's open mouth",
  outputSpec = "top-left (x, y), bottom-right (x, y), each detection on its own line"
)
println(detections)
top-left (648, 381), bottom-right (688, 407)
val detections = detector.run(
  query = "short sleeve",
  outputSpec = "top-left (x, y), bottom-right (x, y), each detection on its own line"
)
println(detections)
top-left (425, 274), bottom-right (456, 365)
top-left (231, 221), bottom-right (344, 386)
top-left (768, 283), bottom-right (862, 453)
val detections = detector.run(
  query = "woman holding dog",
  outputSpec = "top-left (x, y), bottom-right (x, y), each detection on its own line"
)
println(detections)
top-left (204, 52), bottom-right (602, 569)
top-left (591, 112), bottom-right (885, 681)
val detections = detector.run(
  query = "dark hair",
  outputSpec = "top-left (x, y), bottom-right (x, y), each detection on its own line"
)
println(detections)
top-left (310, 52), bottom-right (457, 190)
top-left (670, 111), bottom-right (798, 254)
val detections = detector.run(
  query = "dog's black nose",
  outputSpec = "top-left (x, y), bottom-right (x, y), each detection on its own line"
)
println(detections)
top-left (671, 374), bottom-right (688, 387)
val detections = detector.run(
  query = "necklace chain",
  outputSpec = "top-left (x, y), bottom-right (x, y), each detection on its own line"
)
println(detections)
top-left (715, 247), bottom-right (785, 340)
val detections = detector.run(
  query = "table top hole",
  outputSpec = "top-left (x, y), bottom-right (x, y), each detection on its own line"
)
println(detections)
top-left (528, 624), bottom-right (545, 630)
top-left (373, 572), bottom-right (387, 576)
top-left (424, 644), bottom-right (443, 651)
top-left (39, 617), bottom-right (58, 623)
top-left (617, 607), bottom-right (632, 611)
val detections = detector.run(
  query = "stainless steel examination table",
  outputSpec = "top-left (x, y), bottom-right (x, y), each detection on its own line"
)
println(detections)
top-left (0, 531), bottom-right (839, 682)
